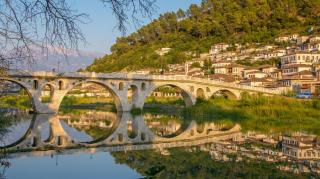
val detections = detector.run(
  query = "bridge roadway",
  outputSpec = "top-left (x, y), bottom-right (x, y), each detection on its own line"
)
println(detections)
top-left (2, 112), bottom-right (242, 155)
top-left (1, 70), bottom-right (282, 114)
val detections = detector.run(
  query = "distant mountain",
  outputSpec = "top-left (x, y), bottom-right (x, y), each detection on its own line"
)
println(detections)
top-left (11, 46), bottom-right (104, 72)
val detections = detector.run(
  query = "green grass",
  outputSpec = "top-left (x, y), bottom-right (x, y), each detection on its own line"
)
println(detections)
top-left (0, 95), bottom-right (32, 110)
top-left (185, 93), bottom-right (320, 135)
top-left (145, 96), bottom-right (185, 106)
top-left (60, 96), bottom-right (116, 111)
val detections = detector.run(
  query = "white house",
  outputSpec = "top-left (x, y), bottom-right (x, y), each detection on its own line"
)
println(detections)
top-left (281, 53), bottom-right (320, 66)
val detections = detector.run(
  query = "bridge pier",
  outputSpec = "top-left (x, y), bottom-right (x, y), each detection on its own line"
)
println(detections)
top-left (30, 89), bottom-right (67, 114)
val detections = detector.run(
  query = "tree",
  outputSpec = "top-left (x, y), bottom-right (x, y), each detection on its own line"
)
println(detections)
top-left (177, 9), bottom-right (185, 20)
top-left (0, 0), bottom-right (157, 74)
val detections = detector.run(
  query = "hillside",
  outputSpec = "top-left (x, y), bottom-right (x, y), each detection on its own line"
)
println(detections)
top-left (86, 0), bottom-right (320, 73)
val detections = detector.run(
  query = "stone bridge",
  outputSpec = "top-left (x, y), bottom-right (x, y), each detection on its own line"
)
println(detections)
top-left (1, 70), bottom-right (282, 114)
top-left (1, 112), bottom-right (242, 153)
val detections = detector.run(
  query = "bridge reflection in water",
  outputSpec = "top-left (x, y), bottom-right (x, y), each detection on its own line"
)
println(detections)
top-left (1, 110), bottom-right (320, 177)
top-left (1, 111), bottom-right (241, 156)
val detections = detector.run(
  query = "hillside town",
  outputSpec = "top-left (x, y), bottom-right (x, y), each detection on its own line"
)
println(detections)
top-left (136, 34), bottom-right (320, 97)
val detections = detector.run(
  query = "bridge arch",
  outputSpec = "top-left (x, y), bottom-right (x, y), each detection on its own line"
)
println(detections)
top-left (211, 89), bottom-right (238, 99)
top-left (142, 82), bottom-right (196, 108)
top-left (196, 88), bottom-right (205, 98)
top-left (0, 78), bottom-right (37, 112)
top-left (59, 80), bottom-right (123, 112)
top-left (40, 83), bottom-right (55, 103)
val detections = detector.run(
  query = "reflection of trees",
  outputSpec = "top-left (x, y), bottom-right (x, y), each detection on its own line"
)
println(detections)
top-left (144, 113), bottom-right (188, 138)
top-left (111, 148), bottom-right (307, 178)
top-left (0, 109), bottom-right (31, 142)
top-left (59, 110), bottom-right (118, 141)
top-left (0, 110), bottom-right (23, 179)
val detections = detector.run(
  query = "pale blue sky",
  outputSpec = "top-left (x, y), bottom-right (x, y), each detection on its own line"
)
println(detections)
top-left (71, 0), bottom-right (202, 53)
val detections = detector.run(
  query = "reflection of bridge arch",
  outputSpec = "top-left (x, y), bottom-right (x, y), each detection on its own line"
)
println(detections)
top-left (2, 112), bottom-right (242, 151)
top-left (0, 115), bottom-right (36, 149)
top-left (64, 112), bottom-right (122, 144)
top-left (142, 82), bottom-right (196, 108)
top-left (143, 113), bottom-right (190, 138)
top-left (59, 80), bottom-right (123, 112)
top-left (0, 114), bottom-right (52, 149)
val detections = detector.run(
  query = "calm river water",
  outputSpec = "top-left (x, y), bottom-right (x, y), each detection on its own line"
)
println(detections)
top-left (0, 109), bottom-right (319, 178)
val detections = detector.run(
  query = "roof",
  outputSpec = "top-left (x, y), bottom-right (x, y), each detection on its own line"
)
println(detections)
top-left (282, 52), bottom-right (320, 56)
top-left (281, 70), bottom-right (316, 80)
top-left (295, 70), bottom-right (314, 75)
top-left (246, 71), bottom-right (267, 74)
top-left (243, 67), bottom-right (258, 71)
top-left (257, 64), bottom-right (275, 69)
top-left (241, 78), bottom-right (270, 83)
top-left (282, 64), bottom-right (312, 69)
top-left (213, 60), bottom-right (232, 64)
top-left (209, 74), bottom-right (236, 82)
top-left (226, 64), bottom-right (247, 68)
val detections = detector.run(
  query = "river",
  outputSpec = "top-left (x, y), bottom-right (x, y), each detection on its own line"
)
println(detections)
top-left (0, 108), bottom-right (319, 178)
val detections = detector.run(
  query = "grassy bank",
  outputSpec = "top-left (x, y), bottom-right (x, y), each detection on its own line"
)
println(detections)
top-left (185, 93), bottom-right (320, 135)
top-left (0, 95), bottom-right (32, 110)
top-left (145, 96), bottom-right (185, 106)
top-left (59, 96), bottom-right (116, 111)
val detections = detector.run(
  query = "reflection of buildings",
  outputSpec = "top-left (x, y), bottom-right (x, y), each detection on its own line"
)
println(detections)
top-left (195, 131), bottom-right (320, 175)
top-left (282, 133), bottom-right (320, 160)
top-left (59, 111), bottom-right (116, 129)
top-left (144, 114), bottom-right (182, 136)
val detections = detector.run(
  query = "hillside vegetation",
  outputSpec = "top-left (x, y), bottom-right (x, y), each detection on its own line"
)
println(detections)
top-left (86, 0), bottom-right (320, 72)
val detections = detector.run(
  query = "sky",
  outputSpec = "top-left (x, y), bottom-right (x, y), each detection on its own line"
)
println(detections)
top-left (71, 0), bottom-right (202, 54)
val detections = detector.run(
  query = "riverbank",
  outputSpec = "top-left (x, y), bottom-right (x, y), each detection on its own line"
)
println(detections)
top-left (185, 93), bottom-right (320, 135)
top-left (1, 93), bottom-right (320, 136)
top-left (0, 95), bottom-right (32, 110)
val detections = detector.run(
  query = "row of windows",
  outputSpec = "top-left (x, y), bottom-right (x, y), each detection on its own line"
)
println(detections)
top-left (282, 54), bottom-right (320, 63)
top-left (284, 149), bottom-right (320, 158)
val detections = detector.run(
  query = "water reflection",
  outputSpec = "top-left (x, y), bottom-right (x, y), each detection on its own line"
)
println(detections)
top-left (0, 109), bottom-right (33, 147)
top-left (0, 109), bottom-right (319, 178)
top-left (144, 113), bottom-right (186, 137)
top-left (59, 110), bottom-right (120, 143)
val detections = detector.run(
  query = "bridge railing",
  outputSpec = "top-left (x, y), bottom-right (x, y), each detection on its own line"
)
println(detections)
top-left (148, 75), bottom-right (281, 94)
top-left (7, 70), bottom-right (281, 94)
